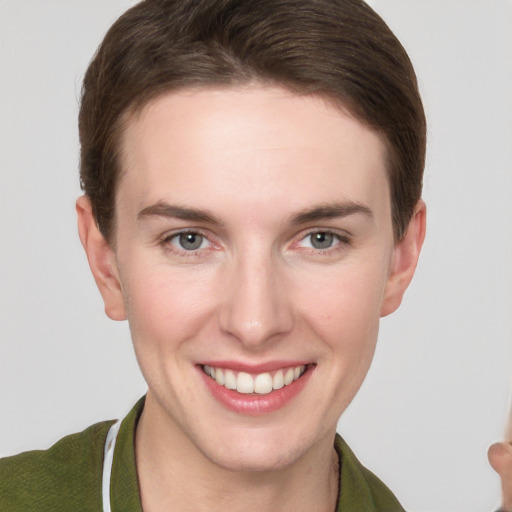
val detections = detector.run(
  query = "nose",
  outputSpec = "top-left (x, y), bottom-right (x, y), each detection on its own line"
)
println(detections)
top-left (218, 251), bottom-right (293, 350)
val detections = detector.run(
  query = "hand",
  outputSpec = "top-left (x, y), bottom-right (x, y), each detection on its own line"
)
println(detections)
top-left (488, 442), bottom-right (512, 511)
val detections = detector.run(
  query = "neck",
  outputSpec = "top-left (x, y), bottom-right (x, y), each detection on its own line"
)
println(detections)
top-left (135, 394), bottom-right (340, 512)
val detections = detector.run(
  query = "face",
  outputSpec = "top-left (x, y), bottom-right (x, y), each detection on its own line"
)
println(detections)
top-left (79, 85), bottom-right (424, 472)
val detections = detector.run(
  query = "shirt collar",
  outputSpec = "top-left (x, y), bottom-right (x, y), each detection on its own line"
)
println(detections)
top-left (108, 396), bottom-right (390, 511)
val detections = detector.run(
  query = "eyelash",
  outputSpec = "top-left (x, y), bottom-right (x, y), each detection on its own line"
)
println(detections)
top-left (293, 229), bottom-right (351, 254)
top-left (159, 229), bottom-right (216, 256)
top-left (158, 228), bottom-right (351, 256)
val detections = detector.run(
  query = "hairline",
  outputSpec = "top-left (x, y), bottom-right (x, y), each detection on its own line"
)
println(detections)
top-left (103, 80), bottom-right (397, 249)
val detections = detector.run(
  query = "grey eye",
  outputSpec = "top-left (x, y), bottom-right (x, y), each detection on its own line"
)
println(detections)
top-left (178, 232), bottom-right (204, 250)
top-left (310, 232), bottom-right (334, 249)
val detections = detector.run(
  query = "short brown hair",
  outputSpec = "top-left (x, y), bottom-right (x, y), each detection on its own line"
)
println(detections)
top-left (79, 0), bottom-right (426, 243)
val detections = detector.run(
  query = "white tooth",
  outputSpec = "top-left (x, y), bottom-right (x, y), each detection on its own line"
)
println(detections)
top-left (224, 370), bottom-right (237, 390)
top-left (294, 366), bottom-right (302, 380)
top-left (254, 373), bottom-right (273, 394)
top-left (273, 370), bottom-right (284, 390)
top-left (204, 365), bottom-right (213, 378)
top-left (284, 368), bottom-right (294, 385)
top-left (215, 368), bottom-right (225, 386)
top-left (237, 372), bottom-right (254, 394)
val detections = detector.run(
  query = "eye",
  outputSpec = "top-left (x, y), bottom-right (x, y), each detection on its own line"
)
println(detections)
top-left (169, 231), bottom-right (211, 251)
top-left (310, 232), bottom-right (335, 249)
top-left (299, 231), bottom-right (340, 250)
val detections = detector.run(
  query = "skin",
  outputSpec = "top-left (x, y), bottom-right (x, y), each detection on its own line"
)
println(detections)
top-left (489, 441), bottom-right (512, 511)
top-left (77, 85), bottom-right (426, 512)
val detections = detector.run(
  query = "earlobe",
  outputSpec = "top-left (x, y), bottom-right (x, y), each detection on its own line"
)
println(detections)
top-left (76, 196), bottom-right (127, 321)
top-left (380, 200), bottom-right (426, 317)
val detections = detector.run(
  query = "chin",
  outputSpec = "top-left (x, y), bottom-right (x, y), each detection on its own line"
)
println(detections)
top-left (192, 424), bottom-right (318, 474)
top-left (206, 443), bottom-right (303, 473)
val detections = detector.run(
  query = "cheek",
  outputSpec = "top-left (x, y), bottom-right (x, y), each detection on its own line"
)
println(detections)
top-left (296, 263), bottom-right (387, 354)
top-left (121, 263), bottom-right (216, 351)
top-left (291, 267), bottom-right (386, 421)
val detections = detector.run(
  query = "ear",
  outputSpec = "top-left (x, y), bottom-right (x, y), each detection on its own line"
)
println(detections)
top-left (76, 196), bottom-right (127, 321)
top-left (381, 200), bottom-right (426, 317)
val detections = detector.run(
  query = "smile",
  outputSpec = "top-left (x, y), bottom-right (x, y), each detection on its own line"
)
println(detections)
top-left (202, 364), bottom-right (308, 395)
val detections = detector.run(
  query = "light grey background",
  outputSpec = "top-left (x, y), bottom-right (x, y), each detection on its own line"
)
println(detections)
top-left (1, 1), bottom-right (511, 511)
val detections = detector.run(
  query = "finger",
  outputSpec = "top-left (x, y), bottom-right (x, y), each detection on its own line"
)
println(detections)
top-left (489, 442), bottom-right (512, 473)
top-left (489, 442), bottom-right (512, 511)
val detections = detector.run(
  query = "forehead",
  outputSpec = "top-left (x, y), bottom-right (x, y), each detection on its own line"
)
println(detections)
top-left (117, 86), bottom-right (390, 220)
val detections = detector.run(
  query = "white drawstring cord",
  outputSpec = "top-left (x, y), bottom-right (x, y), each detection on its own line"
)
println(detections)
top-left (102, 420), bottom-right (121, 512)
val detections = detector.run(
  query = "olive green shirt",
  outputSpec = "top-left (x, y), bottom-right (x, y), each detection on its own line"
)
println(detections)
top-left (0, 397), bottom-right (405, 511)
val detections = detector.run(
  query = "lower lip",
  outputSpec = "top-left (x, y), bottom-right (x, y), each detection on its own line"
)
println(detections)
top-left (200, 366), bottom-right (313, 415)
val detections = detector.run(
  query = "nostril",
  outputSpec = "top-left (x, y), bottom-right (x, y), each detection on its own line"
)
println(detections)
top-left (218, 267), bottom-right (294, 348)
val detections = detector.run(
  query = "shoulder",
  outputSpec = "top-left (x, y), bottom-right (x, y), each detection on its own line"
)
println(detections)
top-left (0, 419), bottom-right (114, 512)
top-left (335, 434), bottom-right (406, 511)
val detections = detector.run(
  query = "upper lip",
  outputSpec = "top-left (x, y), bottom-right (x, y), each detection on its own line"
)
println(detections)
top-left (198, 360), bottom-right (313, 374)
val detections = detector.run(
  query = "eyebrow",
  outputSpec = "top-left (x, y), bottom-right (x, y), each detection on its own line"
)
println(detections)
top-left (137, 200), bottom-right (372, 226)
top-left (138, 201), bottom-right (223, 226)
top-left (289, 202), bottom-right (373, 225)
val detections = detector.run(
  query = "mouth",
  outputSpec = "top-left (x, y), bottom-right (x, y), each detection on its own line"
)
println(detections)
top-left (201, 364), bottom-right (311, 395)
